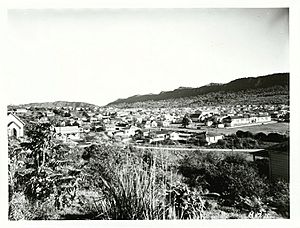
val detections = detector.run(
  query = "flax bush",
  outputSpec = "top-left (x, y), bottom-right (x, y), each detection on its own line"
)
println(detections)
top-left (81, 146), bottom-right (204, 219)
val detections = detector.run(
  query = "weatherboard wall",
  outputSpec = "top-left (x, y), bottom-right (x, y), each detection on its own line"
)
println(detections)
top-left (269, 150), bottom-right (289, 180)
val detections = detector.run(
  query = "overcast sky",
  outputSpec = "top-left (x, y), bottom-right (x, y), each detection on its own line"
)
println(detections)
top-left (6, 8), bottom-right (289, 106)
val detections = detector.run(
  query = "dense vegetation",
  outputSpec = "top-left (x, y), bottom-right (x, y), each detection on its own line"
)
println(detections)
top-left (208, 130), bottom-right (289, 149)
top-left (108, 86), bottom-right (289, 109)
top-left (8, 123), bottom-right (289, 220)
top-left (108, 73), bottom-right (289, 107)
top-left (178, 151), bottom-right (289, 218)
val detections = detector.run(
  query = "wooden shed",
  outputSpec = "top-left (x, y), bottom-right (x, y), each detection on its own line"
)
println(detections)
top-left (267, 141), bottom-right (289, 181)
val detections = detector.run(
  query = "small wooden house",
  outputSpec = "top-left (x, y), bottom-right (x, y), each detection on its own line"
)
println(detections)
top-left (7, 113), bottom-right (25, 138)
top-left (251, 141), bottom-right (289, 180)
top-left (54, 126), bottom-right (82, 142)
top-left (149, 130), bottom-right (170, 143)
top-left (267, 142), bottom-right (289, 181)
top-left (205, 132), bottom-right (224, 145)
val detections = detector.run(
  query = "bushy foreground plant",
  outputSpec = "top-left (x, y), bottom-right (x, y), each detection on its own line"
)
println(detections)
top-left (8, 123), bottom-right (82, 220)
top-left (266, 179), bottom-right (289, 218)
top-left (80, 147), bottom-right (204, 219)
top-left (9, 123), bottom-right (288, 220)
top-left (178, 151), bottom-right (289, 217)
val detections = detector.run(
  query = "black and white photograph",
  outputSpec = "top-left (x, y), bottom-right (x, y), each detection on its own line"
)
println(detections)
top-left (2, 0), bottom-right (300, 225)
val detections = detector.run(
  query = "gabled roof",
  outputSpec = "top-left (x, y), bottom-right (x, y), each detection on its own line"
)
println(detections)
top-left (7, 112), bottom-right (25, 126)
top-left (8, 121), bottom-right (22, 129)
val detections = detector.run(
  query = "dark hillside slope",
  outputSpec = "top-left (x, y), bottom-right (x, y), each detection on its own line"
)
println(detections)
top-left (107, 73), bottom-right (289, 106)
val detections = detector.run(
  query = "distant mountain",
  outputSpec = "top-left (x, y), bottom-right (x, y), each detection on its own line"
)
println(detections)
top-left (107, 73), bottom-right (289, 107)
top-left (10, 101), bottom-right (99, 109)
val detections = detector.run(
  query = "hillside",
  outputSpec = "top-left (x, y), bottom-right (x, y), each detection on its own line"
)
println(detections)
top-left (107, 73), bottom-right (289, 108)
top-left (9, 101), bottom-right (99, 109)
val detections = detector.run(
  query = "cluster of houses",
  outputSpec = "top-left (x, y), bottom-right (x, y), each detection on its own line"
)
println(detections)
top-left (7, 103), bottom-right (289, 146)
top-left (7, 103), bottom-right (290, 180)
top-left (105, 125), bottom-right (224, 145)
top-left (188, 112), bottom-right (272, 128)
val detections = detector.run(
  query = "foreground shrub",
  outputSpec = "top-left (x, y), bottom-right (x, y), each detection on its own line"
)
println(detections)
top-left (95, 155), bottom-right (162, 219)
top-left (9, 123), bottom-right (83, 220)
top-left (81, 147), bottom-right (204, 220)
top-left (165, 182), bottom-right (204, 219)
top-left (9, 192), bottom-right (60, 220)
top-left (179, 152), bottom-right (269, 207)
top-left (178, 151), bottom-right (289, 217)
top-left (266, 180), bottom-right (289, 218)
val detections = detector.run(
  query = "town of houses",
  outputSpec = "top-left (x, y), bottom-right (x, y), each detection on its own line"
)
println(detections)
top-left (7, 103), bottom-right (290, 148)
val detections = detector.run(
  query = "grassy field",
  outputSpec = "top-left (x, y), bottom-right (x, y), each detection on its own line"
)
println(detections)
top-left (166, 122), bottom-right (289, 136)
top-left (202, 122), bottom-right (289, 135)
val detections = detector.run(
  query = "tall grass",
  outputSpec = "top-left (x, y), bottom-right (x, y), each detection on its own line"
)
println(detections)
top-left (92, 149), bottom-right (204, 220)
